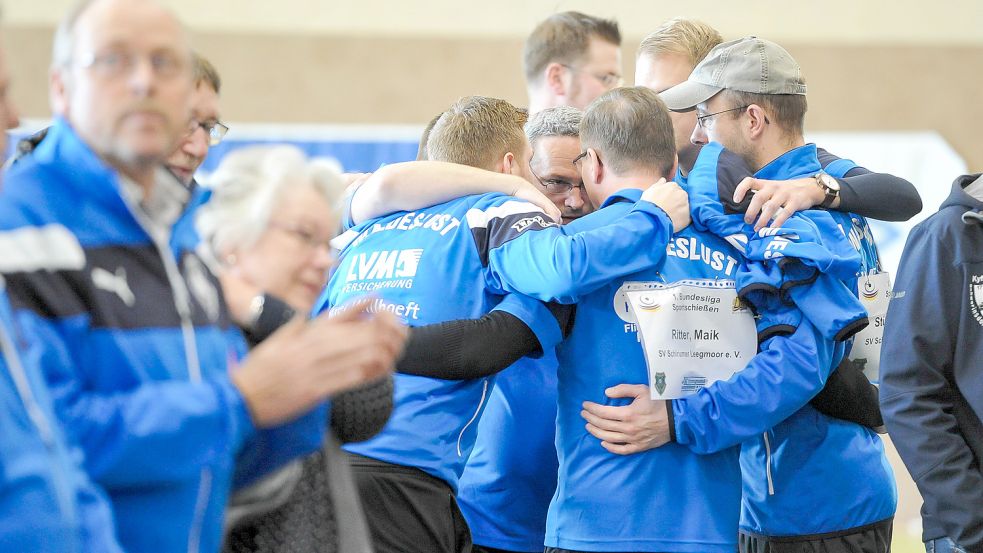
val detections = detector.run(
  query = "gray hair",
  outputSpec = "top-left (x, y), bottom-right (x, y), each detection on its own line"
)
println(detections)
top-left (51, 0), bottom-right (191, 71)
top-left (525, 106), bottom-right (582, 144)
top-left (196, 145), bottom-right (346, 260)
top-left (580, 87), bottom-right (676, 176)
top-left (52, 0), bottom-right (97, 69)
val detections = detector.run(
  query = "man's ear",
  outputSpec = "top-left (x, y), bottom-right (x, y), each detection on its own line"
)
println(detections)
top-left (49, 68), bottom-right (69, 117)
top-left (586, 147), bottom-right (603, 186)
top-left (745, 103), bottom-right (769, 140)
top-left (668, 154), bottom-right (679, 182)
top-left (498, 151), bottom-right (516, 175)
top-left (544, 62), bottom-right (567, 98)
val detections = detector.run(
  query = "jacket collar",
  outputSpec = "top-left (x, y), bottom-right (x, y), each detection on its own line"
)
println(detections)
top-left (33, 118), bottom-right (135, 217)
top-left (33, 118), bottom-right (193, 228)
top-left (754, 143), bottom-right (821, 181)
top-left (600, 187), bottom-right (643, 208)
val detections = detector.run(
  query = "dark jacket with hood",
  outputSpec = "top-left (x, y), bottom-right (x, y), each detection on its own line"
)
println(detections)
top-left (881, 173), bottom-right (983, 551)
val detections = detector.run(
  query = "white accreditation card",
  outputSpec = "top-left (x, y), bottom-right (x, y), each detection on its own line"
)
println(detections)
top-left (849, 271), bottom-right (891, 384)
top-left (625, 280), bottom-right (757, 400)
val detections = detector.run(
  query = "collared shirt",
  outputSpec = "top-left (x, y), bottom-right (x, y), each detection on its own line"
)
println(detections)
top-left (118, 168), bottom-right (191, 244)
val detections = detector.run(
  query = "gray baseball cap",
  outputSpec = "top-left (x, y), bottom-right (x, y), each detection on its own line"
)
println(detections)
top-left (659, 36), bottom-right (807, 112)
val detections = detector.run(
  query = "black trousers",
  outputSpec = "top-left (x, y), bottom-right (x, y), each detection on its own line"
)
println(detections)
top-left (739, 517), bottom-right (893, 553)
top-left (474, 546), bottom-right (534, 553)
top-left (546, 547), bottom-right (668, 553)
top-left (346, 452), bottom-right (473, 553)
top-left (473, 546), bottom-right (530, 553)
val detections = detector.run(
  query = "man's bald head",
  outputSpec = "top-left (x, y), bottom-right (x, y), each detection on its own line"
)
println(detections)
top-left (52, 0), bottom-right (190, 72)
top-left (49, 0), bottom-right (194, 182)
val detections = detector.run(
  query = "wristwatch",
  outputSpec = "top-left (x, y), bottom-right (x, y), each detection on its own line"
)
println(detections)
top-left (815, 172), bottom-right (840, 209)
top-left (245, 293), bottom-right (266, 330)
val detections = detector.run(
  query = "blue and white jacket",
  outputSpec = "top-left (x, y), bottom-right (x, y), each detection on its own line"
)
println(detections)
top-left (0, 118), bottom-right (323, 553)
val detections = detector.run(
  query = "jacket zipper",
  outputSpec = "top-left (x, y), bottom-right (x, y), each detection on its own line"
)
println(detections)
top-left (762, 431), bottom-right (775, 495)
top-left (125, 202), bottom-right (207, 553)
top-left (0, 306), bottom-right (79, 544)
top-left (457, 379), bottom-right (489, 457)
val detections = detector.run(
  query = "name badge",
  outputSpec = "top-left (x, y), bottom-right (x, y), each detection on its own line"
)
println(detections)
top-left (626, 280), bottom-right (757, 399)
top-left (850, 271), bottom-right (891, 383)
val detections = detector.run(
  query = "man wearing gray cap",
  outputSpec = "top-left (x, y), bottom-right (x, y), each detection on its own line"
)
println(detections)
top-left (652, 36), bottom-right (897, 552)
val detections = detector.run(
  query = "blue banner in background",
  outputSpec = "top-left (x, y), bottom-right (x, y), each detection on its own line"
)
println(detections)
top-left (7, 121), bottom-right (424, 175)
top-left (199, 138), bottom-right (420, 174)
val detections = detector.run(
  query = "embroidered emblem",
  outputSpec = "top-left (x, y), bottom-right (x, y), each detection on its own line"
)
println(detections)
top-left (971, 275), bottom-right (983, 327)
top-left (92, 266), bottom-right (135, 307)
top-left (185, 255), bottom-right (220, 322)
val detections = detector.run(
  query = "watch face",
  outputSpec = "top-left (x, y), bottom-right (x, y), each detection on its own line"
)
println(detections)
top-left (821, 173), bottom-right (840, 192)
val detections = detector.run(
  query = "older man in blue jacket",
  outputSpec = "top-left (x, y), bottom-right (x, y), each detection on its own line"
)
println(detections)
top-left (1, 1), bottom-right (406, 552)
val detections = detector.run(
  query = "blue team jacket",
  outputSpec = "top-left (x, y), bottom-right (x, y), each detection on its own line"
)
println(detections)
top-left (1, 119), bottom-right (324, 553)
top-left (672, 143), bottom-right (897, 538)
top-left (685, 142), bottom-right (869, 343)
top-left (320, 191), bottom-right (672, 490)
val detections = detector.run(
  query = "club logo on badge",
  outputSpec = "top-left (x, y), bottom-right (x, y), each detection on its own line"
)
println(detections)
top-left (653, 372), bottom-right (667, 395)
top-left (861, 279), bottom-right (879, 301)
top-left (637, 294), bottom-right (661, 312)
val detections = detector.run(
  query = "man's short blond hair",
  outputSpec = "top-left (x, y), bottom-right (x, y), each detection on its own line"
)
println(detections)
top-left (637, 17), bottom-right (723, 67)
top-left (426, 96), bottom-right (528, 170)
top-left (524, 11), bottom-right (621, 84)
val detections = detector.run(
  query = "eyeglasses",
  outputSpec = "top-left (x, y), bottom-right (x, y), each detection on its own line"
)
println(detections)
top-left (572, 151), bottom-right (589, 166)
top-left (269, 222), bottom-right (333, 252)
top-left (75, 48), bottom-right (189, 80)
top-left (530, 162), bottom-right (585, 196)
top-left (695, 105), bottom-right (750, 130)
top-left (186, 119), bottom-right (229, 146)
top-left (560, 64), bottom-right (623, 88)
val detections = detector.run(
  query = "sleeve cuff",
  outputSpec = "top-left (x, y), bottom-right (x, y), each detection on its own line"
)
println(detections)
top-left (246, 294), bottom-right (295, 345)
top-left (666, 400), bottom-right (678, 443)
top-left (341, 185), bottom-right (359, 230)
top-left (492, 294), bottom-right (562, 356)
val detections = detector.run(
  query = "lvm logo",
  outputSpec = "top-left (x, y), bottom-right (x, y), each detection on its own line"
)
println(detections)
top-left (343, 249), bottom-right (424, 293)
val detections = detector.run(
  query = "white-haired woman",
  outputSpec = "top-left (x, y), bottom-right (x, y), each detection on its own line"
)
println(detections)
top-left (197, 145), bottom-right (389, 553)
